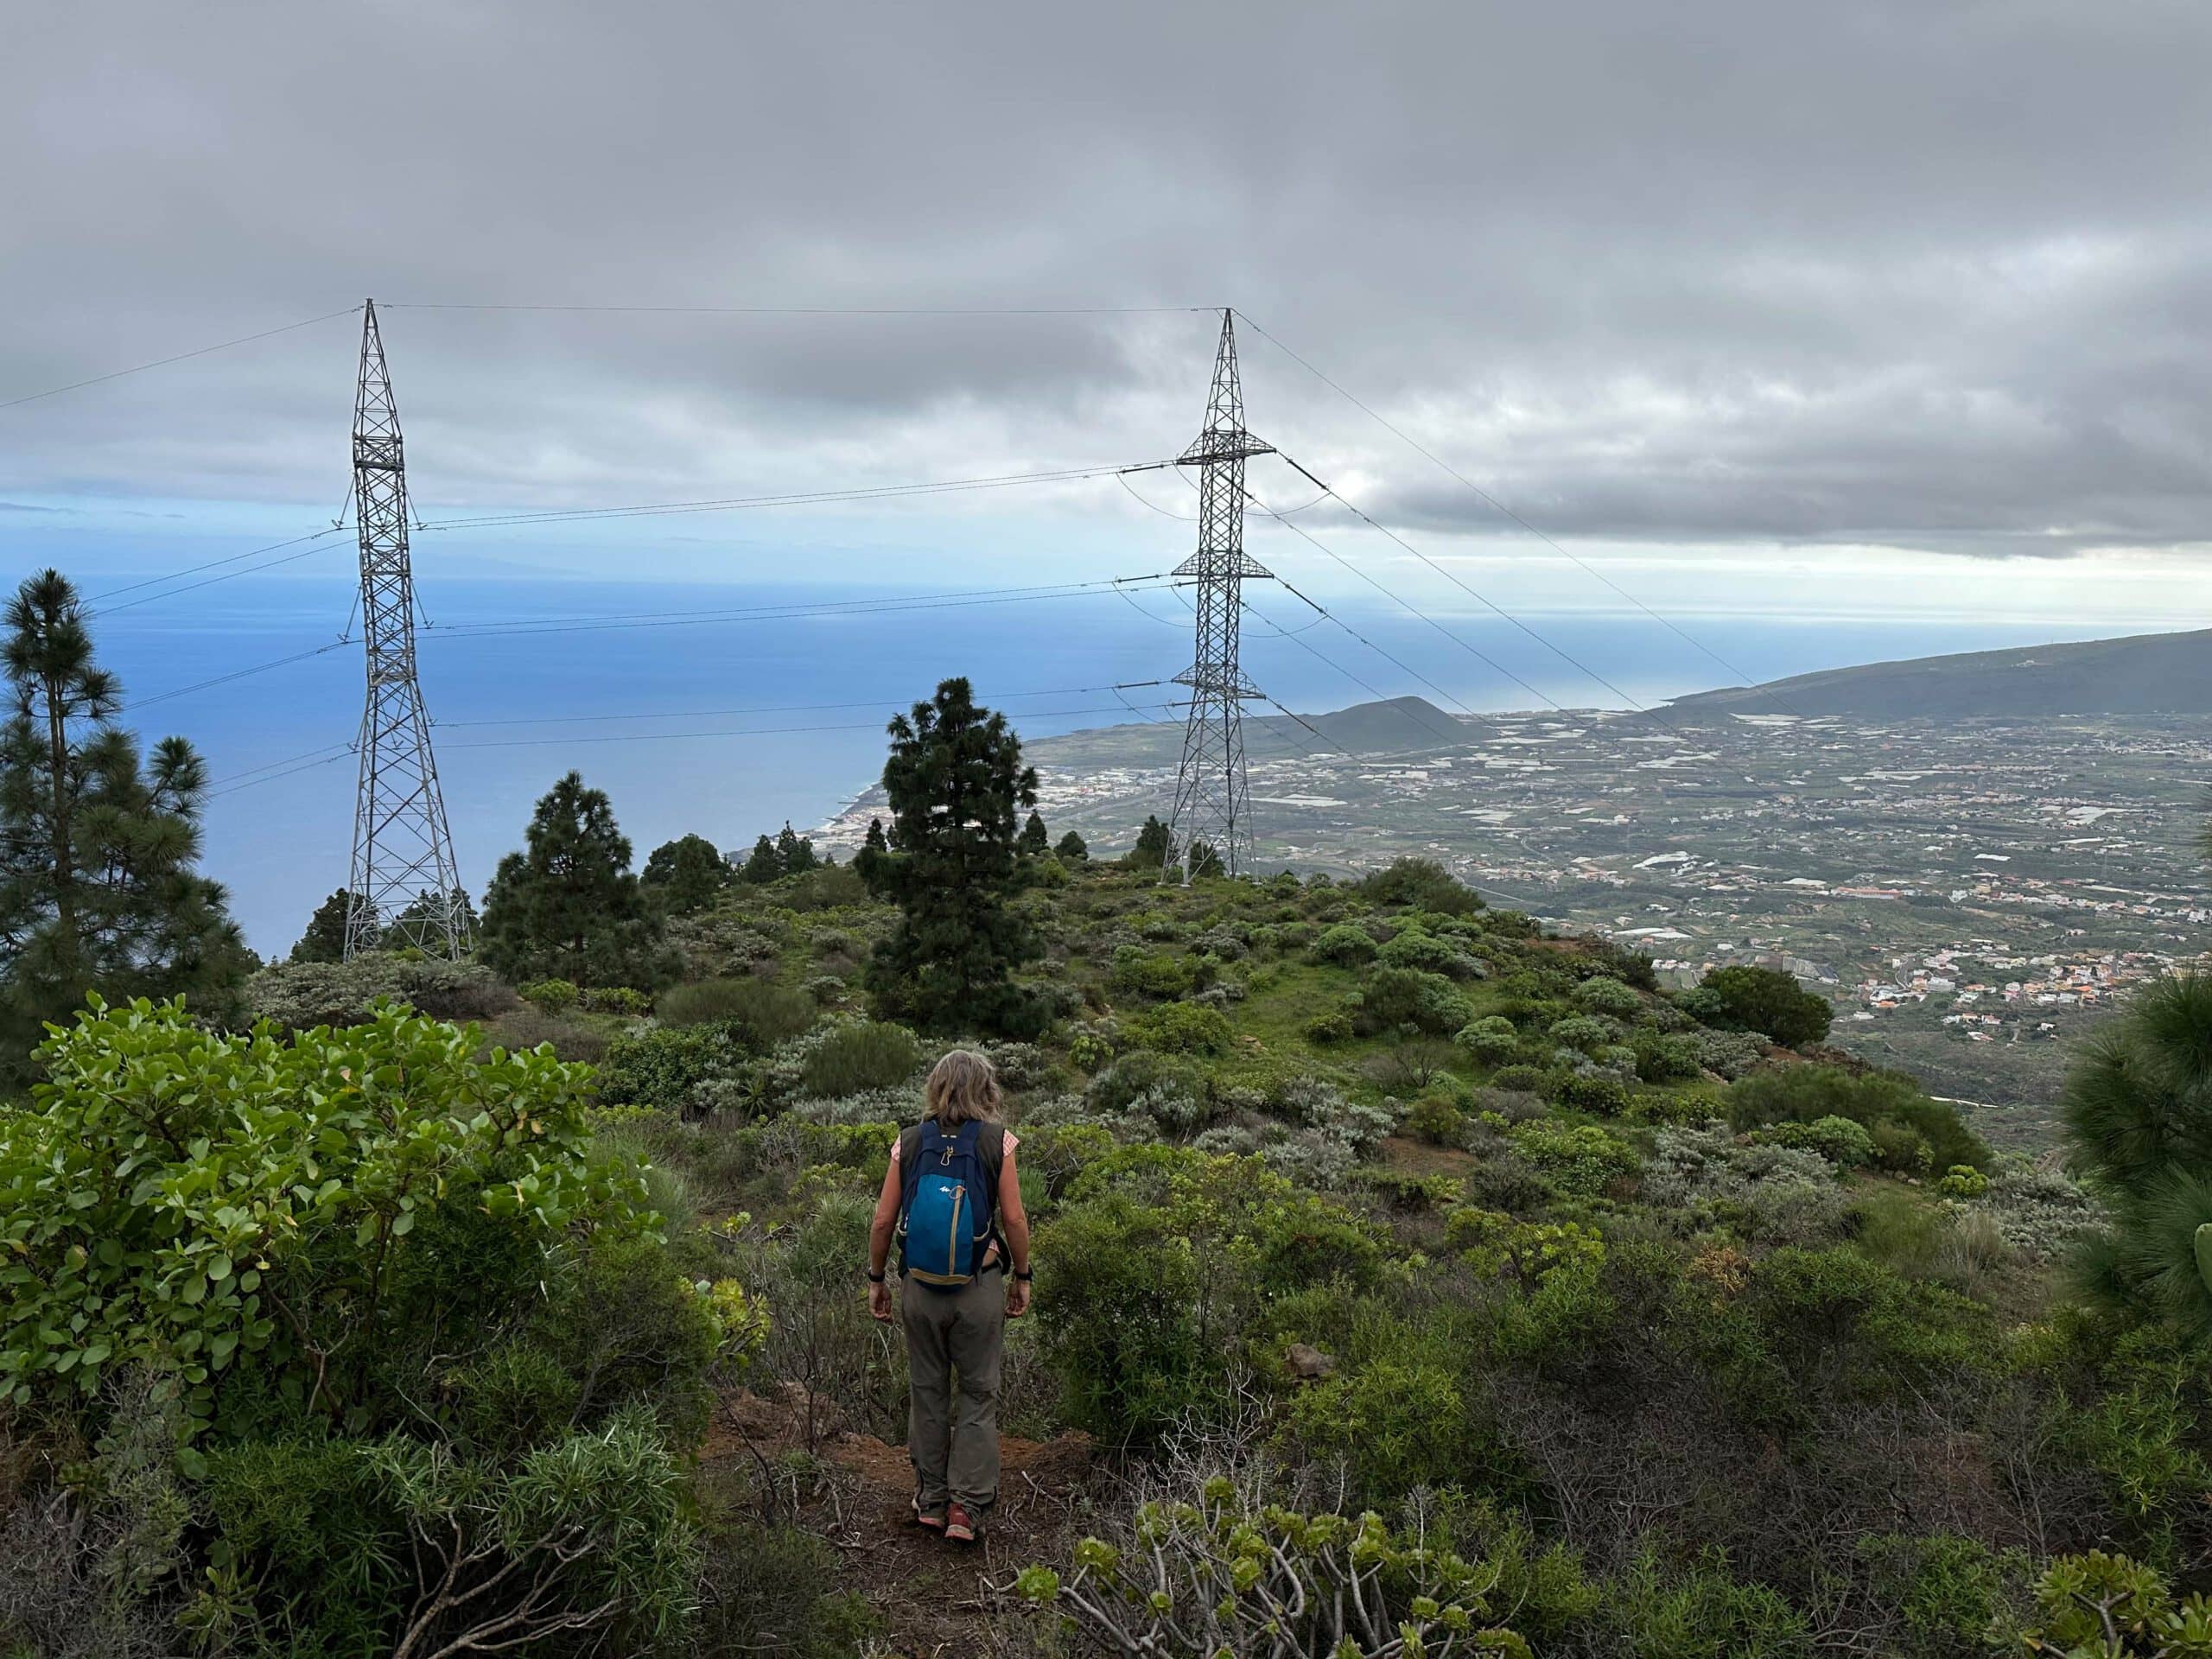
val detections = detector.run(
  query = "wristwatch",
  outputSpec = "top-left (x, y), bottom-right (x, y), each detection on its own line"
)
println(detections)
top-left (1014, 1268), bottom-right (1034, 1281)
top-left (867, 1270), bottom-right (886, 1283)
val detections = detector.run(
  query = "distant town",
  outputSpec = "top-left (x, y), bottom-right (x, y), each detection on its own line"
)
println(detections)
top-left (823, 705), bottom-right (2212, 1144)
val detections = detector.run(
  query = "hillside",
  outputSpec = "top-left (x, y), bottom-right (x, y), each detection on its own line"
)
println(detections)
top-left (1659, 626), bottom-right (2212, 718)
top-left (65, 849), bottom-right (2176, 1656)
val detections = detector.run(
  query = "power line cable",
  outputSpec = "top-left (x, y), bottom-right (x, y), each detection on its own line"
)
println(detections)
top-left (1232, 309), bottom-right (1802, 718)
top-left (1, 307), bottom-right (361, 412)
top-left (1235, 491), bottom-right (1561, 717)
top-left (414, 461), bottom-right (1175, 533)
top-left (89, 527), bottom-right (349, 604)
top-left (93, 537), bottom-right (347, 615)
top-left (435, 680), bottom-right (1170, 730)
top-left (381, 302), bottom-right (1209, 317)
top-left (440, 700), bottom-right (1160, 752)
top-left (1271, 448), bottom-right (1658, 716)
top-left (124, 639), bottom-right (354, 714)
top-left (420, 576), bottom-right (1176, 643)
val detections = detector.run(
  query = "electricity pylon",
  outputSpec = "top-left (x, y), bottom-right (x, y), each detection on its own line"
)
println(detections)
top-left (342, 300), bottom-right (467, 959)
top-left (1165, 308), bottom-right (1274, 879)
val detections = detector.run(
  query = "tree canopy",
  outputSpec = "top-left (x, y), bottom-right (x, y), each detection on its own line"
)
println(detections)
top-left (866, 677), bottom-right (1042, 1035)
top-left (642, 833), bottom-right (727, 915)
top-left (479, 772), bottom-right (663, 988)
top-left (289, 888), bottom-right (357, 963)
top-left (0, 569), bottom-right (249, 1066)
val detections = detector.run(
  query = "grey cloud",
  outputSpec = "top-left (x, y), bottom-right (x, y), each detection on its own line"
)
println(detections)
top-left (3, 0), bottom-right (2209, 556)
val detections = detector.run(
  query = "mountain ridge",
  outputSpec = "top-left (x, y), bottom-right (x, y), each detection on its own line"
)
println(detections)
top-left (1656, 626), bottom-right (2212, 719)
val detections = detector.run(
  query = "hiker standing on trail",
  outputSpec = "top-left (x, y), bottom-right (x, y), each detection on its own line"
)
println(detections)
top-left (868, 1049), bottom-right (1032, 1545)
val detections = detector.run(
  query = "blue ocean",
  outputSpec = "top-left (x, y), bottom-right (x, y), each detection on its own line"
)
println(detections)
top-left (67, 562), bottom-right (2152, 956)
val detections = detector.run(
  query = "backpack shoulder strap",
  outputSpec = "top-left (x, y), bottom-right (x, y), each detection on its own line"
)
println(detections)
top-left (898, 1122), bottom-right (929, 1207)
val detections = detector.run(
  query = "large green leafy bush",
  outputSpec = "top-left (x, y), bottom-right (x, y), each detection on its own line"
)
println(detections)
top-left (0, 998), bottom-right (644, 1427)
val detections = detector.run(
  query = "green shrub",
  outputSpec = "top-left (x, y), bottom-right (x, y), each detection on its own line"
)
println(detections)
top-left (1376, 928), bottom-right (1472, 977)
top-left (1352, 857), bottom-right (1482, 915)
top-left (1129, 1001), bottom-right (1234, 1056)
top-left (597, 1023), bottom-right (735, 1112)
top-left (798, 1020), bottom-right (923, 1097)
top-left (1310, 922), bottom-right (1379, 966)
top-left (1035, 1192), bottom-right (1211, 1441)
top-left (1086, 1050), bottom-right (1211, 1130)
top-left (1573, 976), bottom-right (1643, 1018)
top-left (1017, 1484), bottom-right (1525, 1659)
top-left (247, 957), bottom-right (516, 1030)
top-left (1548, 1014), bottom-right (1614, 1055)
top-left (1552, 1071), bottom-right (1630, 1116)
top-left (1507, 1120), bottom-right (1639, 1198)
top-left (1455, 1014), bottom-right (1521, 1065)
top-left (1303, 1010), bottom-right (1355, 1045)
top-left (0, 999), bottom-right (656, 1430)
top-left (1109, 946), bottom-right (1200, 1000)
top-left (1727, 1065), bottom-right (1988, 1173)
top-left (1632, 1031), bottom-right (1705, 1084)
top-left (693, 1483), bottom-right (882, 1656)
top-left (1938, 1164), bottom-right (1992, 1198)
top-left (656, 976), bottom-right (817, 1045)
top-left (520, 976), bottom-right (581, 1012)
top-left (2011, 1548), bottom-right (2211, 1657)
top-left (581, 984), bottom-right (651, 1015)
top-left (1870, 1119), bottom-right (1935, 1174)
top-left (1404, 1095), bottom-right (1466, 1146)
top-left (1352, 966), bottom-right (1472, 1037)
top-left (1857, 1532), bottom-right (2017, 1656)
top-left (1756, 1114), bottom-right (1879, 1168)
top-left (1611, 1545), bottom-right (1809, 1659)
top-left (1681, 964), bottom-right (1833, 1047)
top-left (1287, 1358), bottom-right (1466, 1498)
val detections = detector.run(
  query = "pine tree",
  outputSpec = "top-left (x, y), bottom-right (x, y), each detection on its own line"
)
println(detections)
top-left (641, 833), bottom-right (726, 915)
top-left (1128, 815), bottom-right (1170, 868)
top-left (2063, 970), bottom-right (2212, 1340)
top-left (867, 677), bottom-right (1041, 1036)
top-left (290, 889), bottom-right (357, 963)
top-left (855, 817), bottom-right (893, 895)
top-left (776, 821), bottom-right (819, 874)
top-left (1055, 829), bottom-right (1090, 863)
top-left (1019, 810), bottom-right (1050, 857)
top-left (0, 570), bottom-right (251, 1066)
top-left (394, 886), bottom-right (478, 946)
top-left (740, 834), bottom-right (782, 885)
top-left (479, 772), bottom-right (661, 988)
top-left (1185, 839), bottom-right (1225, 880)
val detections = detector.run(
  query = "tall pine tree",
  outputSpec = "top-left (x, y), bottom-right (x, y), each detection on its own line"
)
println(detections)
top-left (855, 817), bottom-right (893, 895)
top-left (775, 821), bottom-right (819, 874)
top-left (1019, 810), bottom-right (1050, 857)
top-left (479, 772), bottom-right (661, 988)
top-left (0, 570), bottom-right (249, 1066)
top-left (739, 834), bottom-right (782, 885)
top-left (1128, 815), bottom-right (1170, 868)
top-left (641, 833), bottom-right (726, 915)
top-left (867, 678), bottom-right (1042, 1035)
top-left (289, 889), bottom-right (358, 963)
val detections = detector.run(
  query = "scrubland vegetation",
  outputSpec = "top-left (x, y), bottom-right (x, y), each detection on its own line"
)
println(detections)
top-left (3, 645), bottom-right (2211, 1656)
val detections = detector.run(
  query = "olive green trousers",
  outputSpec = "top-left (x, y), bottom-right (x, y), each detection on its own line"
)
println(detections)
top-left (900, 1267), bottom-right (1004, 1511)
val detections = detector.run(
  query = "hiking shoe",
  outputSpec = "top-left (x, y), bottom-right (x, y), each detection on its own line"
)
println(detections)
top-left (911, 1495), bottom-right (946, 1531)
top-left (945, 1503), bottom-right (977, 1544)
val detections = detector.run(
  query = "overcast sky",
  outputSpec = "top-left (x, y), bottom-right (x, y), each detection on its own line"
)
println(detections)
top-left (7, 1), bottom-right (2212, 619)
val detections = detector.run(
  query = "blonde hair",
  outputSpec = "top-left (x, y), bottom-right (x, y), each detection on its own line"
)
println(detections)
top-left (925, 1049), bottom-right (1001, 1127)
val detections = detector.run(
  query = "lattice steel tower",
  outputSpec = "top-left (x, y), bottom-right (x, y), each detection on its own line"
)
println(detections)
top-left (1166, 308), bottom-right (1274, 879)
top-left (342, 300), bottom-right (467, 959)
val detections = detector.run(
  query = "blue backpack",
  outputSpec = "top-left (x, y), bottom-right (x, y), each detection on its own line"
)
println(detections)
top-left (899, 1121), bottom-right (995, 1287)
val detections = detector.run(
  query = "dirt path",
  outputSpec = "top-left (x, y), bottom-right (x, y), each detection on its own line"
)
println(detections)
top-left (705, 1383), bottom-right (1098, 1656)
